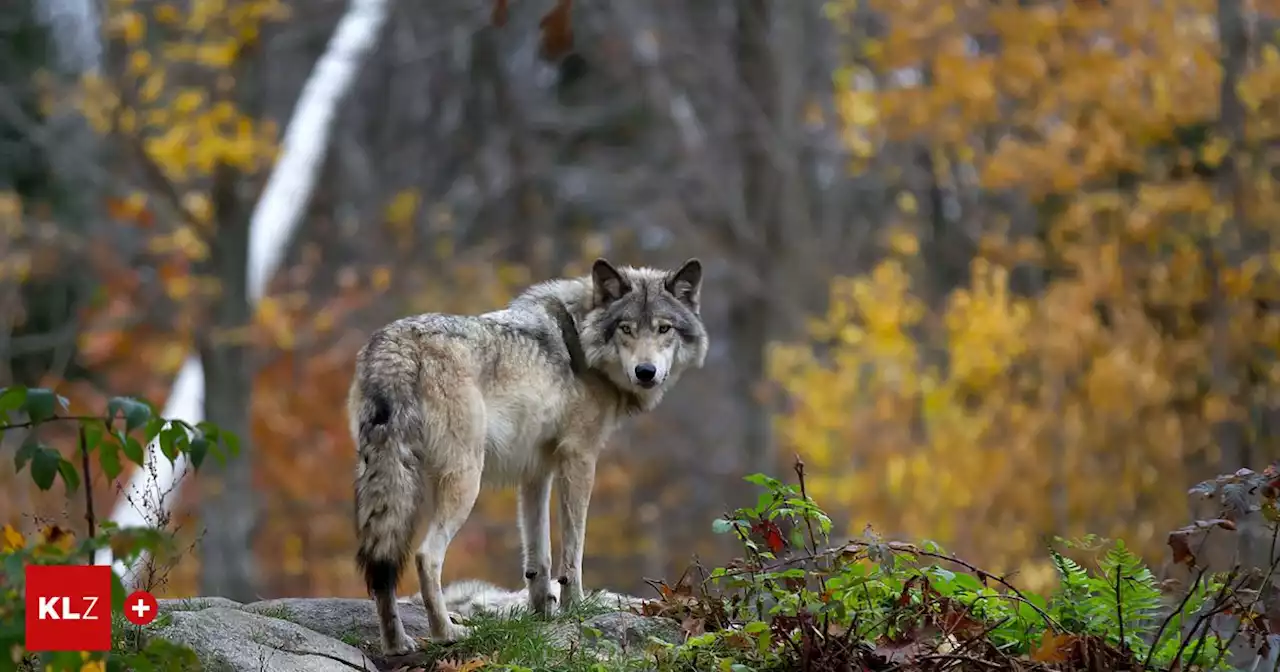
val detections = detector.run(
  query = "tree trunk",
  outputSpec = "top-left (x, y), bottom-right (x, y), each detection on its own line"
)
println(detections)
top-left (1213, 0), bottom-right (1261, 570)
top-left (196, 162), bottom-right (258, 601)
top-left (732, 0), bottom-right (782, 478)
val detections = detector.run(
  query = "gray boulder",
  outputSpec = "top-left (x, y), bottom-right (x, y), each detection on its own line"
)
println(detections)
top-left (152, 606), bottom-right (378, 672)
top-left (142, 583), bottom-right (676, 671)
top-left (241, 597), bottom-right (431, 648)
top-left (584, 611), bottom-right (682, 649)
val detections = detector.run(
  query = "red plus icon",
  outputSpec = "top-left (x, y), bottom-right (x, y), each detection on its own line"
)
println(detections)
top-left (123, 590), bottom-right (158, 626)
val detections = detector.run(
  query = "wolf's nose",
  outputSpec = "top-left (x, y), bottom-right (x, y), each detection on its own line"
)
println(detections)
top-left (634, 363), bottom-right (657, 382)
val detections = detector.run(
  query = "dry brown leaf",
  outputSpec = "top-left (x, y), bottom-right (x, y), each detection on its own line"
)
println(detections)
top-left (681, 615), bottom-right (706, 638)
top-left (538, 0), bottom-right (573, 61)
top-left (434, 656), bottom-right (488, 672)
top-left (1031, 631), bottom-right (1078, 663)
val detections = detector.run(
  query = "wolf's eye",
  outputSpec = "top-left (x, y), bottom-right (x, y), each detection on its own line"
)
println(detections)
top-left (658, 325), bottom-right (672, 334)
top-left (619, 324), bottom-right (633, 336)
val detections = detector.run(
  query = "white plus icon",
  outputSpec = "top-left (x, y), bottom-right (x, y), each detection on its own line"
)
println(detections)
top-left (124, 590), bottom-right (158, 625)
top-left (131, 599), bottom-right (151, 619)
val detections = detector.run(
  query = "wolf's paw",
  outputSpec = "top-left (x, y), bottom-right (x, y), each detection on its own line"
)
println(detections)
top-left (559, 583), bottom-right (585, 610)
top-left (382, 634), bottom-right (420, 656)
top-left (434, 622), bottom-right (471, 643)
top-left (528, 590), bottom-right (558, 616)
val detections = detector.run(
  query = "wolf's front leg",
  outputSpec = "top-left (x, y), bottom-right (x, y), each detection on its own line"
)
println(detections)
top-left (518, 472), bottom-right (556, 615)
top-left (554, 454), bottom-right (597, 609)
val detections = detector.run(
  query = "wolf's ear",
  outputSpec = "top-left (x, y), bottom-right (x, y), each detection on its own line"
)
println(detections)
top-left (591, 258), bottom-right (630, 304)
top-left (665, 258), bottom-right (702, 313)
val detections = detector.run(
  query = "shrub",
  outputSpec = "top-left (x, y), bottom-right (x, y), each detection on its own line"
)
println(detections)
top-left (0, 385), bottom-right (237, 672)
top-left (633, 458), bottom-right (1266, 672)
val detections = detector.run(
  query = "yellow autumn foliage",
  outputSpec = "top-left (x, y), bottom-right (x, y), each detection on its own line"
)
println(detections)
top-left (82, 0), bottom-right (286, 189)
top-left (783, 0), bottom-right (1280, 593)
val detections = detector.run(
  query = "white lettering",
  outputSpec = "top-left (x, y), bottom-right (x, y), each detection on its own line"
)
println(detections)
top-left (38, 596), bottom-right (59, 619)
top-left (34, 596), bottom-right (99, 620)
top-left (59, 598), bottom-right (80, 620)
top-left (82, 596), bottom-right (100, 620)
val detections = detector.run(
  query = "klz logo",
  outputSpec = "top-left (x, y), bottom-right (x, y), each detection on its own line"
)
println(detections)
top-left (37, 596), bottom-right (101, 620)
top-left (25, 565), bottom-right (112, 651)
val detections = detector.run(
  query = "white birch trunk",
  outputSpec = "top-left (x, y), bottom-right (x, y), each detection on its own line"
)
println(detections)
top-left (94, 0), bottom-right (394, 587)
top-left (34, 0), bottom-right (102, 74)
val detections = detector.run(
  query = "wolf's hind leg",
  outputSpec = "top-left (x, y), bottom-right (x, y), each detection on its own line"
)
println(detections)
top-left (416, 464), bottom-right (482, 642)
top-left (372, 584), bottom-right (416, 654)
top-left (518, 471), bottom-right (555, 615)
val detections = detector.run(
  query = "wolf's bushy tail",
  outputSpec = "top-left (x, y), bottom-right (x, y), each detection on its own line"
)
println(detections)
top-left (353, 372), bottom-right (423, 596)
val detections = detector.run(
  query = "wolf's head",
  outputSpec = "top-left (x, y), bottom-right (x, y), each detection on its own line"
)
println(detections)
top-left (579, 257), bottom-right (709, 410)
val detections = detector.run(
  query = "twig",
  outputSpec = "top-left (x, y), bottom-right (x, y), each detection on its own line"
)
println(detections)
top-left (2, 415), bottom-right (109, 431)
top-left (1114, 554), bottom-right (1126, 653)
top-left (793, 455), bottom-right (819, 554)
top-left (948, 615), bottom-right (1011, 661)
top-left (1213, 525), bottom-right (1280, 670)
top-left (914, 653), bottom-right (1005, 670)
top-left (1172, 565), bottom-right (1240, 669)
top-left (79, 424), bottom-right (96, 564)
top-left (1143, 564), bottom-right (1208, 670)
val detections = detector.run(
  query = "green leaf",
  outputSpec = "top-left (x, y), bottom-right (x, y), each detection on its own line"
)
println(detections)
top-left (144, 415), bottom-right (166, 443)
top-left (108, 396), bottom-right (152, 434)
top-left (120, 434), bottom-right (145, 466)
top-left (30, 446), bottom-right (61, 490)
top-left (23, 387), bottom-right (58, 423)
top-left (0, 385), bottom-right (27, 417)
top-left (158, 424), bottom-right (187, 463)
top-left (189, 434), bottom-right (210, 470)
top-left (755, 491), bottom-right (776, 514)
top-left (111, 571), bottom-right (127, 611)
top-left (14, 435), bottom-right (38, 472)
top-left (120, 652), bottom-right (157, 672)
top-left (743, 473), bottom-right (782, 489)
top-left (99, 438), bottom-right (123, 480)
top-left (57, 458), bottom-right (80, 494)
top-left (81, 421), bottom-right (103, 453)
top-left (711, 518), bottom-right (734, 534)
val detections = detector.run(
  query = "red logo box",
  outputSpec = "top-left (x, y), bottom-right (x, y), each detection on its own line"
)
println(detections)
top-left (25, 564), bottom-right (112, 652)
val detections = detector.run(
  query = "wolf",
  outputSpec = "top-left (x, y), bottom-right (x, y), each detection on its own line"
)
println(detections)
top-left (350, 257), bottom-right (708, 654)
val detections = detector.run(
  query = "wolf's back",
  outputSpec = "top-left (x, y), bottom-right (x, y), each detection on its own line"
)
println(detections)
top-left (351, 329), bottom-right (425, 596)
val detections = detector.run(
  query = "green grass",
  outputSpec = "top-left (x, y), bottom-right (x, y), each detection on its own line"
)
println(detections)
top-left (411, 595), bottom-right (660, 672)
top-left (248, 603), bottom-right (294, 623)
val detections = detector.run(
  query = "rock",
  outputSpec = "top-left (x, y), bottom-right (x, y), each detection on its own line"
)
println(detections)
top-left (241, 597), bottom-right (432, 648)
top-left (143, 585), bottom-right (677, 671)
top-left (584, 611), bottom-right (682, 649)
top-left (543, 611), bottom-right (682, 650)
top-left (152, 606), bottom-right (378, 672)
top-left (158, 596), bottom-right (243, 613)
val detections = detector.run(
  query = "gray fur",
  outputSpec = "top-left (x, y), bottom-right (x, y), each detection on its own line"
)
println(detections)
top-left (350, 258), bottom-right (707, 654)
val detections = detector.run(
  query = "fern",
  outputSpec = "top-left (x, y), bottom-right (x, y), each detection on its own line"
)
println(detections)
top-left (1047, 547), bottom-right (1093, 633)
top-left (1088, 539), bottom-right (1161, 651)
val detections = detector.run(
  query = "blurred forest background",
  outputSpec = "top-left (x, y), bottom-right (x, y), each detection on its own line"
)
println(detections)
top-left (1, 0), bottom-right (1278, 604)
